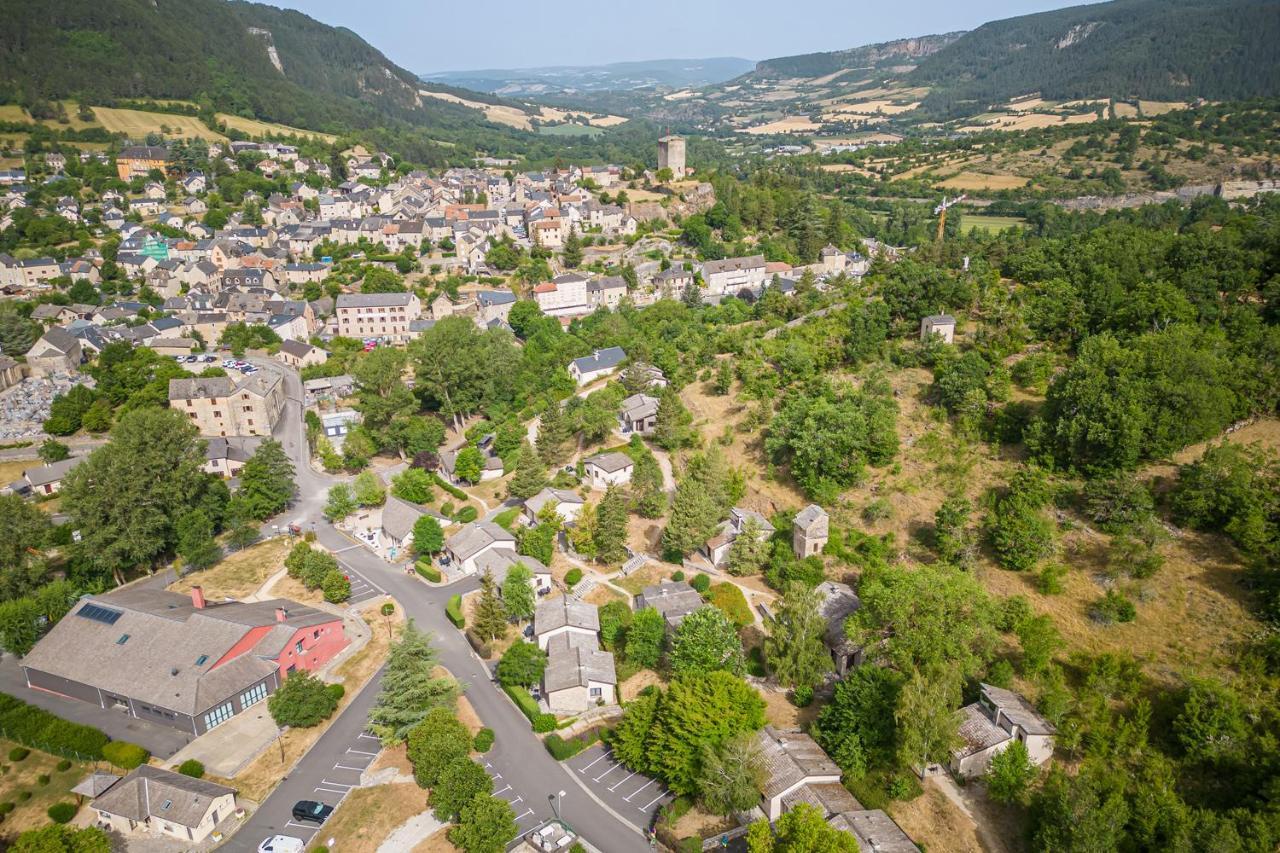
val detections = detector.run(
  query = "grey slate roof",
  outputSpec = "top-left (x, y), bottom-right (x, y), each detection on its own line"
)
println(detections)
top-left (584, 451), bottom-right (633, 474)
top-left (336, 293), bottom-right (415, 308)
top-left (445, 520), bottom-right (515, 562)
top-left (544, 643), bottom-right (616, 692)
top-left (535, 596), bottom-right (599, 635)
top-left (827, 810), bottom-right (920, 853)
top-left (794, 504), bottom-right (827, 529)
top-left (636, 581), bottom-right (703, 628)
top-left (701, 255), bottom-right (765, 276)
top-left (980, 683), bottom-right (1055, 735)
top-left (571, 347), bottom-right (626, 375)
top-left (382, 495), bottom-right (427, 541)
top-left (524, 487), bottom-right (583, 518)
top-left (757, 725), bottom-right (842, 798)
top-left (279, 339), bottom-right (317, 359)
top-left (619, 394), bottom-right (659, 422)
top-left (23, 456), bottom-right (84, 488)
top-left (92, 765), bottom-right (234, 829)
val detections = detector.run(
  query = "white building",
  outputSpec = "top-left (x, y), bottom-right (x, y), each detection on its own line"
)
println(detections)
top-left (583, 451), bottom-right (634, 489)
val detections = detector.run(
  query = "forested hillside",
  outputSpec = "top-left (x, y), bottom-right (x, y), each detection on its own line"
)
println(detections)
top-left (0, 0), bottom-right (484, 133)
top-left (911, 0), bottom-right (1280, 117)
top-left (750, 33), bottom-right (963, 79)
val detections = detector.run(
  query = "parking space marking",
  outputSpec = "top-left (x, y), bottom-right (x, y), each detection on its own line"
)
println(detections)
top-left (358, 733), bottom-right (381, 740)
top-left (593, 762), bottom-right (620, 783)
top-left (286, 821), bottom-right (319, 831)
top-left (494, 784), bottom-right (512, 796)
top-left (514, 808), bottom-right (535, 822)
top-left (623, 779), bottom-right (655, 801)
top-left (320, 779), bottom-right (353, 789)
top-left (334, 763), bottom-right (366, 771)
top-left (640, 793), bottom-right (666, 811)
top-left (347, 748), bottom-right (378, 757)
top-left (579, 750), bottom-right (611, 772)
top-left (609, 771), bottom-right (637, 791)
top-left (314, 786), bottom-right (348, 795)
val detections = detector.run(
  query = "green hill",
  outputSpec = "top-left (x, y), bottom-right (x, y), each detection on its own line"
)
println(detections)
top-left (910, 0), bottom-right (1280, 117)
top-left (751, 33), bottom-right (963, 80)
top-left (0, 0), bottom-right (491, 135)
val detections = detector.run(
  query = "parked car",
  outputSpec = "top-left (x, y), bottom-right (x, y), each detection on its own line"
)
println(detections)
top-left (291, 800), bottom-right (334, 825)
top-left (201, 354), bottom-right (216, 363)
top-left (258, 837), bottom-right (304, 853)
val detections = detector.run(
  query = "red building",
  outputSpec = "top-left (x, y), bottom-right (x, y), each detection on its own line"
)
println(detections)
top-left (22, 585), bottom-right (349, 736)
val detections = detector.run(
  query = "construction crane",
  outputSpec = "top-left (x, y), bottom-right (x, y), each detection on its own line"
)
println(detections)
top-left (934, 193), bottom-right (967, 242)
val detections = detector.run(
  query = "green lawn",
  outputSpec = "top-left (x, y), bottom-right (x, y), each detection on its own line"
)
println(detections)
top-left (492, 506), bottom-right (521, 532)
top-left (958, 214), bottom-right (1027, 234)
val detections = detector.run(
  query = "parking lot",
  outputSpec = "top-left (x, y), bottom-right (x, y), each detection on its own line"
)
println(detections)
top-left (277, 727), bottom-right (382, 844)
top-left (481, 757), bottom-right (550, 843)
top-left (569, 744), bottom-right (675, 832)
top-left (329, 545), bottom-right (386, 606)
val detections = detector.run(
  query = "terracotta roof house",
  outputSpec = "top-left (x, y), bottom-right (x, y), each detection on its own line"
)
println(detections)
top-left (91, 765), bottom-right (236, 843)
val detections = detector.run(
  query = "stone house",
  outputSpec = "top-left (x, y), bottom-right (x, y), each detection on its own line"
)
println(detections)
top-left (91, 766), bottom-right (236, 844)
top-left (920, 314), bottom-right (955, 344)
top-left (951, 684), bottom-right (1055, 778)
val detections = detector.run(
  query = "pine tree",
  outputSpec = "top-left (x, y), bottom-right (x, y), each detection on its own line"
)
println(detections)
top-left (501, 563), bottom-right (536, 622)
top-left (594, 485), bottom-right (630, 564)
top-left (653, 388), bottom-right (694, 451)
top-left (562, 228), bottom-right (583, 268)
top-left (472, 571), bottom-right (509, 642)
top-left (369, 620), bottom-right (459, 743)
top-left (507, 443), bottom-right (549, 500)
top-left (630, 450), bottom-right (666, 518)
top-left (235, 439), bottom-right (296, 520)
top-left (536, 402), bottom-right (571, 465)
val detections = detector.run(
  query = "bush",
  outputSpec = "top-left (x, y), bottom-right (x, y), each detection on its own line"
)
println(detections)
top-left (454, 505), bottom-right (478, 523)
top-left (0, 695), bottom-right (108, 760)
top-left (102, 741), bottom-right (149, 770)
top-left (415, 561), bottom-right (442, 583)
top-left (36, 773), bottom-right (50, 786)
top-left (8, 748), bottom-right (28, 762)
top-left (322, 569), bottom-right (351, 603)
top-left (177, 759), bottom-right (205, 778)
top-left (564, 568), bottom-right (583, 588)
top-left (268, 671), bottom-right (340, 728)
top-left (708, 582), bottom-right (753, 629)
top-left (533, 714), bottom-right (557, 733)
top-left (16, 791), bottom-right (31, 802)
top-left (1090, 590), bottom-right (1137, 624)
top-left (791, 686), bottom-right (814, 707)
top-left (544, 729), bottom-right (600, 761)
top-left (0, 802), bottom-right (13, 815)
top-left (55, 759), bottom-right (71, 772)
top-left (446, 594), bottom-right (465, 628)
top-left (47, 802), bottom-right (77, 824)
top-left (473, 728), bottom-right (494, 753)
top-left (326, 683), bottom-right (346, 702)
top-left (689, 573), bottom-right (711, 594)
top-left (671, 570), bottom-right (685, 582)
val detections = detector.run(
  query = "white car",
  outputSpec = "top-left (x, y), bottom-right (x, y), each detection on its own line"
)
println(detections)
top-left (258, 836), bottom-right (304, 853)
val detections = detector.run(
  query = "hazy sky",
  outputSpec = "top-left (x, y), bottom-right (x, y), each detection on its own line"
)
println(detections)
top-left (272, 0), bottom-right (1096, 73)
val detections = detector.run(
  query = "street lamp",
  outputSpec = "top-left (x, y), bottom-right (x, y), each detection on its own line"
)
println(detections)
top-left (548, 790), bottom-right (566, 821)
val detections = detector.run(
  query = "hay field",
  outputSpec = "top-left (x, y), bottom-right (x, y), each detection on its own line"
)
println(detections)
top-left (1113, 101), bottom-right (1140, 118)
top-left (92, 107), bottom-right (225, 140)
top-left (0, 105), bottom-right (28, 122)
top-left (958, 214), bottom-right (1027, 233)
top-left (420, 89), bottom-right (535, 129)
top-left (216, 114), bottom-right (336, 142)
top-left (741, 115), bottom-right (822, 135)
top-left (938, 171), bottom-right (1030, 190)
top-left (1139, 100), bottom-right (1189, 115)
top-left (828, 100), bottom-right (921, 116)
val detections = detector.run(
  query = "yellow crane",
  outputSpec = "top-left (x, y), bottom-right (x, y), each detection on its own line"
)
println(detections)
top-left (934, 193), bottom-right (967, 242)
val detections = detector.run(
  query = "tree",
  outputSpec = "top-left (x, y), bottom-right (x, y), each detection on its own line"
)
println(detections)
top-left (61, 408), bottom-right (216, 582)
top-left (472, 571), bottom-right (508, 641)
top-left (0, 494), bottom-right (51, 571)
top-left (813, 666), bottom-right (903, 776)
top-left (986, 740), bottom-right (1037, 805)
top-left (507, 444), bottom-right (548, 500)
top-left (1028, 766), bottom-right (1130, 853)
top-left (413, 515), bottom-right (445, 556)
top-left (360, 267), bottom-right (405, 293)
top-left (322, 569), bottom-right (351, 603)
top-left (747, 802), bottom-right (859, 852)
top-left (223, 499), bottom-right (259, 551)
top-left (38, 439), bottom-right (70, 463)
top-left (353, 471), bottom-right (386, 507)
top-left (593, 485), bottom-right (629, 564)
top-left (235, 439), bottom-right (295, 520)
top-left (431, 758), bottom-right (492, 822)
top-left (1173, 678), bottom-right (1248, 765)
top-left (268, 671), bottom-right (339, 728)
top-left (629, 448), bottom-right (666, 518)
top-left (411, 317), bottom-right (519, 431)
top-left (449, 792), bottom-right (518, 853)
top-left (10, 825), bottom-right (111, 853)
top-left (351, 347), bottom-right (415, 443)
top-left (0, 598), bottom-right (42, 656)
top-left (623, 607), bottom-right (665, 669)
top-left (698, 732), bottom-right (766, 816)
top-left (663, 453), bottom-right (729, 558)
top-left (391, 467), bottom-right (434, 504)
top-left (933, 497), bottom-right (973, 565)
top-left (500, 563), bottom-right (535, 622)
top-left (407, 707), bottom-right (472, 787)
top-left (454, 447), bottom-right (484, 484)
top-left (175, 509), bottom-right (220, 571)
top-left (369, 621), bottom-right (458, 742)
top-left (562, 229), bottom-right (583, 268)
top-left (0, 305), bottom-right (40, 356)
top-left (324, 483), bottom-right (356, 520)
top-left (895, 664), bottom-right (962, 774)
top-left (726, 517), bottom-right (770, 576)
top-left (652, 388), bottom-right (694, 451)
top-left (670, 606), bottom-right (745, 676)
top-left (496, 641), bottom-right (547, 687)
top-left (1016, 614), bottom-right (1063, 675)
top-left (987, 468), bottom-right (1056, 572)
top-left (517, 519), bottom-right (556, 566)
top-left (536, 401), bottom-right (572, 465)
top-left (599, 600), bottom-right (632, 651)
top-left (764, 582), bottom-right (832, 689)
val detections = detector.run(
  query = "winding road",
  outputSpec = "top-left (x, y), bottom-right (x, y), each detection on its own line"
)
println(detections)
top-left (227, 360), bottom-right (651, 852)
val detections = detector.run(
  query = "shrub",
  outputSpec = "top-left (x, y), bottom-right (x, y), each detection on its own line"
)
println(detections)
top-left (415, 561), bottom-right (442, 583)
top-left (446, 594), bottom-right (465, 628)
top-left (747, 646), bottom-right (767, 678)
top-left (1037, 562), bottom-right (1067, 595)
top-left (689, 573), bottom-right (711, 594)
top-left (102, 741), bottom-right (149, 770)
top-left (564, 568), bottom-right (583, 588)
top-left (454, 505), bottom-right (478, 523)
top-left (708, 582), bottom-right (753, 629)
top-left (322, 569), bottom-right (351, 603)
top-left (177, 759), bottom-right (205, 778)
top-left (47, 802), bottom-right (77, 824)
top-left (268, 671), bottom-right (340, 728)
top-left (791, 686), bottom-right (813, 707)
top-left (544, 730), bottom-right (601, 761)
top-left (1090, 590), bottom-right (1137, 625)
top-left (432, 473), bottom-right (468, 500)
top-left (8, 747), bottom-right (28, 762)
top-left (0, 802), bottom-right (12, 815)
top-left (671, 570), bottom-right (685, 582)
top-left (473, 728), bottom-right (494, 752)
top-left (326, 683), bottom-right (346, 702)
top-left (16, 791), bottom-right (31, 802)
top-left (55, 759), bottom-right (71, 772)
top-left (533, 714), bottom-right (557, 733)
top-left (36, 773), bottom-right (50, 786)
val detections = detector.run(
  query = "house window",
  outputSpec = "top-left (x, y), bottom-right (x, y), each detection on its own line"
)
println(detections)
top-left (590, 687), bottom-right (602, 698)
top-left (240, 682), bottom-right (268, 709)
top-left (116, 634), bottom-right (129, 644)
top-left (313, 629), bottom-right (320, 639)
top-left (295, 640), bottom-right (304, 654)
top-left (203, 701), bottom-right (234, 730)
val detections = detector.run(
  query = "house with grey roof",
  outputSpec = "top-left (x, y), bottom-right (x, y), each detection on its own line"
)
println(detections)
top-left (22, 455), bottom-right (85, 496)
top-left (635, 581), bottom-right (704, 630)
top-left (815, 581), bottom-right (863, 676)
top-left (444, 520), bottom-right (517, 575)
top-left (276, 339), bottom-right (327, 369)
top-left (792, 504), bottom-right (829, 558)
top-left (25, 327), bottom-right (82, 376)
top-left (703, 507), bottom-right (774, 567)
top-left (543, 633), bottom-right (616, 714)
top-left (619, 393), bottom-right (659, 435)
top-left (522, 487), bottom-right (585, 526)
top-left (22, 586), bottom-right (347, 736)
top-left (583, 451), bottom-right (634, 490)
top-left (951, 683), bottom-right (1055, 778)
top-left (920, 314), bottom-right (955, 344)
top-left (534, 596), bottom-right (599, 651)
top-left (827, 809), bottom-right (920, 853)
top-left (568, 346), bottom-right (626, 386)
top-left (202, 437), bottom-right (251, 479)
top-left (168, 371), bottom-right (285, 437)
top-left (91, 765), bottom-right (236, 843)
top-left (757, 725), bottom-right (844, 820)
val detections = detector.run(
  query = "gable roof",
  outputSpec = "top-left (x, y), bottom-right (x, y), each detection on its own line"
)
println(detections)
top-left (336, 293), bottom-right (415, 309)
top-left (794, 504), bottom-right (828, 529)
top-left (32, 327), bottom-right (79, 355)
top-left (524, 488), bottom-right (584, 518)
top-left (636, 581), bottom-right (703, 625)
top-left (702, 255), bottom-right (765, 276)
top-left (544, 643), bottom-right (616, 692)
top-left (535, 596), bottom-right (599, 635)
top-left (23, 456), bottom-right (84, 488)
top-left (980, 683), bottom-right (1055, 735)
top-left (757, 725), bottom-right (842, 798)
top-left (445, 520), bottom-right (515, 562)
top-left (92, 765), bottom-right (234, 828)
top-left (279, 339), bottom-right (317, 359)
top-left (584, 451), bottom-right (633, 474)
top-left (571, 347), bottom-right (626, 375)
top-left (382, 495), bottom-right (427, 541)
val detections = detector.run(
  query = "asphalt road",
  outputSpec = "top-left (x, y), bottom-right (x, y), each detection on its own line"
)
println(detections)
top-left (231, 360), bottom-right (651, 853)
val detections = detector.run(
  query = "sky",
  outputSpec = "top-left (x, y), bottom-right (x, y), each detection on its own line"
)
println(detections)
top-left (271, 0), bottom-right (1096, 73)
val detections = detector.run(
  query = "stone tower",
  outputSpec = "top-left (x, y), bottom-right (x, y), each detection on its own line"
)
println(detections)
top-left (792, 504), bottom-right (829, 558)
top-left (657, 135), bottom-right (686, 179)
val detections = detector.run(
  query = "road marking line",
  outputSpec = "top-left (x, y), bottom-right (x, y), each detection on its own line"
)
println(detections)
top-left (347, 749), bottom-right (379, 756)
top-left (594, 763), bottom-right (620, 783)
top-left (509, 796), bottom-right (523, 805)
top-left (578, 750), bottom-right (611, 772)
top-left (623, 779), bottom-right (655, 801)
top-left (640, 793), bottom-right (666, 810)
top-left (513, 808), bottom-right (535, 822)
top-left (494, 784), bottom-right (512, 796)
top-left (334, 763), bottom-right (366, 771)
top-left (358, 733), bottom-right (381, 740)
top-left (333, 544), bottom-right (362, 553)
top-left (314, 786), bottom-right (348, 795)
top-left (320, 780), bottom-right (353, 789)
top-left (609, 771), bottom-right (637, 791)
top-left (286, 821), bottom-right (319, 830)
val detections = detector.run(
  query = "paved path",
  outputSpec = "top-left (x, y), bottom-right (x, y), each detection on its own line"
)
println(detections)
top-left (230, 361), bottom-right (651, 853)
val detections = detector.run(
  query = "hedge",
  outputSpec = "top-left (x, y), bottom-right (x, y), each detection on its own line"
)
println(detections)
top-left (415, 561), bottom-right (442, 583)
top-left (564, 568), bottom-right (583, 588)
top-left (708, 582), bottom-right (754, 629)
top-left (432, 473), bottom-right (468, 501)
top-left (544, 729), bottom-right (600, 761)
top-left (47, 802), bottom-right (77, 824)
top-left (446, 594), bottom-right (465, 628)
top-left (102, 741), bottom-right (149, 770)
top-left (0, 695), bottom-right (108, 760)
top-left (503, 684), bottom-right (556, 732)
top-left (473, 728), bottom-right (494, 753)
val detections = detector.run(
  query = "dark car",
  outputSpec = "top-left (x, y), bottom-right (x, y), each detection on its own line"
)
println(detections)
top-left (291, 800), bottom-right (334, 824)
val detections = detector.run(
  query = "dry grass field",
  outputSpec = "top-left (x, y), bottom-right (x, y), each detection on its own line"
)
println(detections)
top-left (937, 171), bottom-right (1031, 190)
top-left (741, 116), bottom-right (823, 135)
top-left (92, 107), bottom-right (225, 141)
top-left (170, 537), bottom-right (292, 600)
top-left (215, 114), bottom-right (336, 142)
top-left (317, 783), bottom-right (427, 853)
top-left (0, 740), bottom-right (89, 839)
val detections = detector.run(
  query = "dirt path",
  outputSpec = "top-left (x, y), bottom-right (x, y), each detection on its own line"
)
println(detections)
top-left (930, 775), bottom-right (1016, 853)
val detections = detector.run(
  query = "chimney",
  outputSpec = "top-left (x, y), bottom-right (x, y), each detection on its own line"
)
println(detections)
top-left (275, 607), bottom-right (287, 623)
top-left (190, 586), bottom-right (206, 609)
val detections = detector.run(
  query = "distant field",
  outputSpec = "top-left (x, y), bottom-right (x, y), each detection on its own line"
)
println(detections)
top-left (938, 171), bottom-right (1030, 191)
top-left (216, 114), bottom-right (337, 142)
top-left (92, 107), bottom-right (225, 141)
top-left (741, 115), bottom-right (822, 135)
top-left (537, 123), bottom-right (603, 137)
top-left (958, 214), bottom-right (1027, 233)
top-left (0, 105), bottom-right (29, 122)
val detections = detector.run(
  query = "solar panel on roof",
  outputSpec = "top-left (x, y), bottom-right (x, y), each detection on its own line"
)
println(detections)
top-left (76, 603), bottom-right (123, 625)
